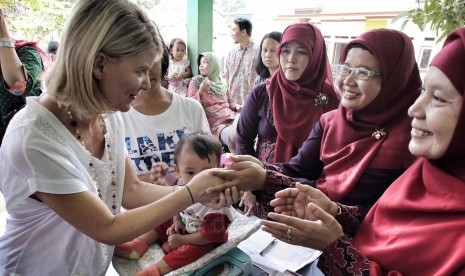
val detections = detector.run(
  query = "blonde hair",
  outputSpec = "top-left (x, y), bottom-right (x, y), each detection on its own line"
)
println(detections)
top-left (45, 0), bottom-right (162, 116)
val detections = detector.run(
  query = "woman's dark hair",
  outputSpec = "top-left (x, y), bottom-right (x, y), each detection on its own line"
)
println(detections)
top-left (161, 40), bottom-right (170, 79)
top-left (255, 31), bottom-right (282, 79)
top-left (174, 132), bottom-right (222, 165)
top-left (152, 23), bottom-right (170, 81)
top-left (347, 43), bottom-right (372, 54)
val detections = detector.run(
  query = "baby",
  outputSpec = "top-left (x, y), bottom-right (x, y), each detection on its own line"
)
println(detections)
top-left (115, 132), bottom-right (236, 275)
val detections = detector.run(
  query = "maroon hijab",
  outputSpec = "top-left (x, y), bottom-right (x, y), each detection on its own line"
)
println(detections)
top-left (317, 29), bottom-right (420, 201)
top-left (267, 23), bottom-right (338, 163)
top-left (354, 28), bottom-right (465, 275)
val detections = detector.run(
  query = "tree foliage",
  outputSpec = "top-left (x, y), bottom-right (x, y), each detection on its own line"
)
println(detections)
top-left (137, 0), bottom-right (160, 11)
top-left (1, 0), bottom-right (74, 42)
top-left (405, 0), bottom-right (465, 41)
top-left (213, 0), bottom-right (245, 16)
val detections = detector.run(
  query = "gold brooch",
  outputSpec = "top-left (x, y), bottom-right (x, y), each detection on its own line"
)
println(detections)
top-left (314, 93), bottom-right (329, 106)
top-left (372, 129), bottom-right (386, 140)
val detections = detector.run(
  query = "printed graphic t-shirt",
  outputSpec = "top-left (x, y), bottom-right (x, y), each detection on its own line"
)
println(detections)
top-left (121, 93), bottom-right (210, 179)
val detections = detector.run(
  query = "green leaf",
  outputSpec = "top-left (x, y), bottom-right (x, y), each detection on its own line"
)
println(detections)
top-left (407, 0), bottom-right (465, 42)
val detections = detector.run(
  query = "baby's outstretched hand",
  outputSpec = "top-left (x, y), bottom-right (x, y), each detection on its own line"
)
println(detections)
top-left (149, 162), bottom-right (169, 185)
top-left (239, 191), bottom-right (256, 216)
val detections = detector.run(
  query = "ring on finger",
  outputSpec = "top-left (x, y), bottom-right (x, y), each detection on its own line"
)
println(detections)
top-left (287, 226), bottom-right (292, 242)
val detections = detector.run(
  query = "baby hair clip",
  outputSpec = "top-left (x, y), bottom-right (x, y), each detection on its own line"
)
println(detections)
top-left (220, 153), bottom-right (234, 166)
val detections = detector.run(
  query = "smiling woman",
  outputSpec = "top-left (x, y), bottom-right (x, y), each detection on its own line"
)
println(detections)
top-left (260, 27), bottom-right (465, 276)
top-left (226, 28), bottom-right (420, 220)
top-left (408, 66), bottom-right (463, 159)
top-left (0, 0), bottom-right (237, 275)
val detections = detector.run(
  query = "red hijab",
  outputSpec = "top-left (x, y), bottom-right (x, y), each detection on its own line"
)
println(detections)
top-left (354, 28), bottom-right (465, 275)
top-left (267, 23), bottom-right (338, 163)
top-left (317, 29), bottom-right (420, 201)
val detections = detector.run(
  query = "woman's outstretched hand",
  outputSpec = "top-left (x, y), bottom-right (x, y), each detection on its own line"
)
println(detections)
top-left (270, 183), bottom-right (338, 220)
top-left (187, 169), bottom-right (241, 209)
top-left (260, 203), bottom-right (343, 251)
top-left (207, 154), bottom-right (266, 193)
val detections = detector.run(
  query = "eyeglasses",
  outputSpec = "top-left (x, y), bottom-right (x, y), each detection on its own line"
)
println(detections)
top-left (335, 64), bottom-right (383, 81)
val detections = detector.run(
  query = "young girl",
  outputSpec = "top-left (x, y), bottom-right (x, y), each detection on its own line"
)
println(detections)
top-left (167, 38), bottom-right (192, 96)
top-left (115, 132), bottom-right (236, 276)
top-left (187, 52), bottom-right (237, 147)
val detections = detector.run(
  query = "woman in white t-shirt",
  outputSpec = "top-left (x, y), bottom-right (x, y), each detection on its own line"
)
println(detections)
top-left (121, 40), bottom-right (210, 186)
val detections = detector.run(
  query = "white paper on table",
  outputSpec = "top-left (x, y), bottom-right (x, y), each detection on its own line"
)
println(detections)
top-left (237, 227), bottom-right (276, 255)
top-left (238, 228), bottom-right (322, 272)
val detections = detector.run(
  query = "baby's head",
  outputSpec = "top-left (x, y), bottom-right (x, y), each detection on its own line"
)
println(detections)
top-left (174, 132), bottom-right (222, 184)
top-left (169, 38), bottom-right (187, 61)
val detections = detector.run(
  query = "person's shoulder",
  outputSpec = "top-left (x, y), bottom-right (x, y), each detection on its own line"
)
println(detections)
top-left (5, 97), bottom-right (41, 133)
top-left (16, 46), bottom-right (42, 64)
top-left (22, 97), bottom-right (49, 122)
top-left (7, 97), bottom-right (64, 145)
top-left (255, 82), bottom-right (267, 91)
top-left (251, 41), bottom-right (260, 51)
top-left (173, 92), bottom-right (202, 109)
top-left (17, 45), bottom-right (40, 54)
top-left (228, 44), bottom-right (241, 54)
top-left (248, 82), bottom-right (266, 97)
top-left (320, 109), bottom-right (338, 126)
top-left (107, 111), bottom-right (124, 128)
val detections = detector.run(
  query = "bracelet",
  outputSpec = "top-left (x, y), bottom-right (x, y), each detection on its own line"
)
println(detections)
top-left (0, 39), bottom-right (14, 48)
top-left (185, 185), bottom-right (195, 204)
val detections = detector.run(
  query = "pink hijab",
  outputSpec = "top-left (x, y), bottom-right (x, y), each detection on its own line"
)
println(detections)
top-left (354, 28), bottom-right (465, 275)
top-left (267, 23), bottom-right (339, 162)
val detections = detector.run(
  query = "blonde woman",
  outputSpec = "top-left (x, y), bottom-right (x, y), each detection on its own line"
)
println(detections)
top-left (0, 1), bottom-right (237, 275)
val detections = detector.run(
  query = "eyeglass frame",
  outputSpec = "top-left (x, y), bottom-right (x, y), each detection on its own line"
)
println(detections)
top-left (335, 64), bottom-right (383, 81)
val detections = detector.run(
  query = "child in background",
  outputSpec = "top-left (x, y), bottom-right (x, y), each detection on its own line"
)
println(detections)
top-left (47, 41), bottom-right (59, 62)
top-left (188, 52), bottom-right (237, 147)
top-left (167, 38), bottom-right (192, 96)
top-left (115, 132), bottom-right (237, 276)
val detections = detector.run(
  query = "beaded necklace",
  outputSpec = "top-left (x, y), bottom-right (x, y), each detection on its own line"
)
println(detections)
top-left (67, 110), bottom-right (117, 214)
